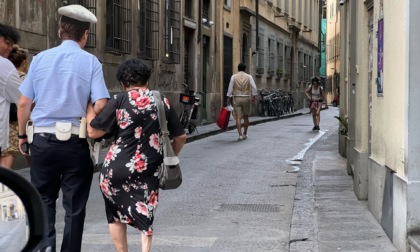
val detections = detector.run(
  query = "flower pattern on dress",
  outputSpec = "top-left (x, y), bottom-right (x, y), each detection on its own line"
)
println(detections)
top-left (126, 150), bottom-right (148, 173)
top-left (128, 90), bottom-right (152, 110)
top-left (148, 191), bottom-right (158, 207)
top-left (149, 134), bottom-right (160, 152)
top-left (164, 97), bottom-right (170, 109)
top-left (134, 127), bottom-right (143, 139)
top-left (104, 144), bottom-right (121, 167)
top-left (136, 201), bottom-right (150, 218)
top-left (117, 109), bottom-right (133, 129)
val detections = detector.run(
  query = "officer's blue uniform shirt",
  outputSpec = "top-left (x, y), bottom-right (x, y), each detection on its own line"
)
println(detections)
top-left (19, 40), bottom-right (110, 127)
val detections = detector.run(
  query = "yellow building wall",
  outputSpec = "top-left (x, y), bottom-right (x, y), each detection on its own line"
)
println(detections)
top-left (370, 0), bottom-right (406, 175)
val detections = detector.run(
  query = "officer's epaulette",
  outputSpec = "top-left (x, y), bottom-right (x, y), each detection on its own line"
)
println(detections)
top-left (33, 50), bottom-right (44, 56)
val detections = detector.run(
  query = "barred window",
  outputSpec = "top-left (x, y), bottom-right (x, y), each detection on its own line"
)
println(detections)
top-left (257, 32), bottom-right (265, 74)
top-left (298, 51), bottom-right (304, 82)
top-left (64, 0), bottom-right (97, 48)
top-left (185, 0), bottom-right (193, 18)
top-left (164, 0), bottom-right (181, 64)
top-left (203, 0), bottom-right (210, 20)
top-left (277, 42), bottom-right (284, 78)
top-left (268, 39), bottom-right (275, 76)
top-left (139, 0), bottom-right (159, 60)
top-left (285, 45), bottom-right (292, 78)
top-left (309, 55), bottom-right (313, 79)
top-left (106, 0), bottom-right (131, 55)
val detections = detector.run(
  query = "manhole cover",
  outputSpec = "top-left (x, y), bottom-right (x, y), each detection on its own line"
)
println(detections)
top-left (218, 204), bottom-right (280, 212)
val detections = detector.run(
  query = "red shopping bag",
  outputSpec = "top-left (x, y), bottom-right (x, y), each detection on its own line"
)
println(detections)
top-left (216, 107), bottom-right (231, 131)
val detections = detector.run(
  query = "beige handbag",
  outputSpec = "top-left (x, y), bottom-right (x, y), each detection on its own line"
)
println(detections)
top-left (153, 91), bottom-right (182, 190)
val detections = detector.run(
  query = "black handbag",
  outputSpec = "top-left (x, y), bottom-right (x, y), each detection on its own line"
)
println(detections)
top-left (153, 91), bottom-right (182, 190)
top-left (9, 103), bottom-right (18, 122)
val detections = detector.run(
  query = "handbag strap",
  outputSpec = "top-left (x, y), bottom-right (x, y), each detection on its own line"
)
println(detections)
top-left (153, 91), bottom-right (169, 137)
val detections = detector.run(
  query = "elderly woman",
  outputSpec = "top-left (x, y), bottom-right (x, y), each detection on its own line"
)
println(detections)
top-left (86, 58), bottom-right (186, 252)
top-left (305, 76), bottom-right (328, 131)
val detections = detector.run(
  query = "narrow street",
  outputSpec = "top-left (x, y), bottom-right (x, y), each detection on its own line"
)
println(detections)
top-left (53, 108), bottom-right (338, 252)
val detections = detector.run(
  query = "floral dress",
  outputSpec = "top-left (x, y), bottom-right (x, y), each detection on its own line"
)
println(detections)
top-left (90, 89), bottom-right (185, 235)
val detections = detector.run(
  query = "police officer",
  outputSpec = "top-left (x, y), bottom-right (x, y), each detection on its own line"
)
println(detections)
top-left (17, 5), bottom-right (109, 252)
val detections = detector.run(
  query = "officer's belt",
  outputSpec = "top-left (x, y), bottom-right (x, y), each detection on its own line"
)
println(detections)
top-left (34, 126), bottom-right (80, 135)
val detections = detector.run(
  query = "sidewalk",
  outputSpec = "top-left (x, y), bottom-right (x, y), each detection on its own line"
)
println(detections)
top-left (289, 129), bottom-right (397, 252)
top-left (185, 108), bottom-right (307, 143)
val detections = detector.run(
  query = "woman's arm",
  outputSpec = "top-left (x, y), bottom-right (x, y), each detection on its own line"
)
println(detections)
top-left (305, 86), bottom-right (312, 100)
top-left (171, 133), bottom-right (187, 156)
top-left (86, 102), bottom-right (107, 139)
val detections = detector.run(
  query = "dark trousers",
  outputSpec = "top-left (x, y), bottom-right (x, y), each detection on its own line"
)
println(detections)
top-left (30, 133), bottom-right (93, 252)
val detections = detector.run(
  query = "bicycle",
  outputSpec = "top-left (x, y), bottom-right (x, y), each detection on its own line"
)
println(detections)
top-left (178, 83), bottom-right (204, 134)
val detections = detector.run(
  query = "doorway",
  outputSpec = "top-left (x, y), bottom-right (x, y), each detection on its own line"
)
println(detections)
top-left (223, 36), bottom-right (233, 105)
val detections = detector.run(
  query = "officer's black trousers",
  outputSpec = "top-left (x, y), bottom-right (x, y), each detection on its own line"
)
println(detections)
top-left (30, 133), bottom-right (93, 252)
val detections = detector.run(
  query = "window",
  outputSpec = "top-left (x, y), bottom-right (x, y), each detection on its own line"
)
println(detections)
top-left (257, 31), bottom-right (265, 74)
top-left (309, 55), bottom-right (313, 79)
top-left (106, 0), bottom-right (131, 55)
top-left (285, 0), bottom-right (289, 14)
top-left (139, 0), bottom-right (159, 60)
top-left (285, 45), bottom-right (291, 78)
top-left (268, 39), bottom-right (275, 76)
top-left (164, 0), bottom-right (181, 64)
top-left (292, 0), bottom-right (296, 18)
top-left (277, 0), bottom-right (282, 11)
top-left (224, 0), bottom-right (231, 9)
top-left (203, 0), bottom-right (210, 20)
top-left (185, 0), bottom-right (193, 18)
top-left (298, 51), bottom-right (304, 81)
top-left (277, 42), bottom-right (284, 78)
top-left (64, 0), bottom-right (97, 48)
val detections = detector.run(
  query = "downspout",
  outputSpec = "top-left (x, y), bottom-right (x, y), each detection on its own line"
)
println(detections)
top-left (318, 0), bottom-right (322, 76)
top-left (256, 0), bottom-right (259, 51)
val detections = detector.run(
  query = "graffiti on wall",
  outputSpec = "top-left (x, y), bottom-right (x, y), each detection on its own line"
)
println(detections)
top-left (157, 63), bottom-right (178, 90)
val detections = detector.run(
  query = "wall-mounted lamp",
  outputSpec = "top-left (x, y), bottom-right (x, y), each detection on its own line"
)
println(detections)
top-left (202, 18), bottom-right (214, 27)
top-left (339, 0), bottom-right (345, 6)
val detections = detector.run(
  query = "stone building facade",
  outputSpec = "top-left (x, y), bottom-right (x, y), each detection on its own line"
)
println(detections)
top-left (0, 0), bottom-right (321, 122)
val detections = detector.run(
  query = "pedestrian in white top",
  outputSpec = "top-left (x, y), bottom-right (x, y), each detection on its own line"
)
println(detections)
top-left (0, 23), bottom-right (22, 164)
top-left (227, 63), bottom-right (258, 140)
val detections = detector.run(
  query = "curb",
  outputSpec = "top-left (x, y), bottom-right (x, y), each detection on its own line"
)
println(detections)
top-left (186, 112), bottom-right (304, 143)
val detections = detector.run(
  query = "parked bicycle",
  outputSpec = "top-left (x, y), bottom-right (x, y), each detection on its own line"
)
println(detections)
top-left (179, 83), bottom-right (204, 133)
top-left (257, 89), bottom-right (295, 117)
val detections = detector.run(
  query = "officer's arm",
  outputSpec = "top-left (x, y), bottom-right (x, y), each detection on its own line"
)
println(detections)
top-left (92, 98), bottom-right (108, 115)
top-left (18, 95), bottom-right (33, 155)
top-left (86, 102), bottom-right (107, 139)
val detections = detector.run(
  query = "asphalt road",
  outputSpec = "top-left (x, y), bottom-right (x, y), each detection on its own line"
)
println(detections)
top-left (19, 107), bottom-right (340, 251)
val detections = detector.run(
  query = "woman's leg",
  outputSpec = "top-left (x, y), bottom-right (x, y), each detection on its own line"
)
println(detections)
top-left (316, 105), bottom-right (322, 126)
top-left (141, 233), bottom-right (153, 252)
top-left (109, 222), bottom-right (128, 252)
top-left (311, 109), bottom-right (317, 128)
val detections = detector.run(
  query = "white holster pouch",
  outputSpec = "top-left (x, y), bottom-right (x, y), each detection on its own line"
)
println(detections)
top-left (55, 122), bottom-right (72, 141)
top-left (26, 120), bottom-right (34, 144)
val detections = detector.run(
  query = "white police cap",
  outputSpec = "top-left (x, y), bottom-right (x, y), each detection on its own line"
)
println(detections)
top-left (58, 4), bottom-right (97, 24)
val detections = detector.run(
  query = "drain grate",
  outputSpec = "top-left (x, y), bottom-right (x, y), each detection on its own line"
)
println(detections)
top-left (219, 204), bottom-right (280, 212)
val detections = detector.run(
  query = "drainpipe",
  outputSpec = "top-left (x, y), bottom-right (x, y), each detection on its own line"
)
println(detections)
top-left (256, 0), bottom-right (259, 51)
top-left (318, 0), bottom-right (323, 75)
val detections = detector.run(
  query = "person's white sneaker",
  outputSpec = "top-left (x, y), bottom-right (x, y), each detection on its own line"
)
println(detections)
top-left (238, 135), bottom-right (244, 141)
top-left (243, 135), bottom-right (248, 140)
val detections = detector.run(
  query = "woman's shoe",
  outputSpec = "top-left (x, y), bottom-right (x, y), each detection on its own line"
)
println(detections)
top-left (238, 135), bottom-right (244, 141)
